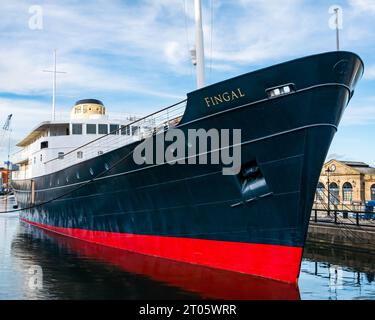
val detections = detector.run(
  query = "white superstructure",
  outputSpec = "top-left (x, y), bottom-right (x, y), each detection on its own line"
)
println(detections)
top-left (11, 99), bottom-right (141, 180)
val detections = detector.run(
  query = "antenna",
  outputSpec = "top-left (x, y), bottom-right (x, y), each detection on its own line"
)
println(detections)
top-left (194, 0), bottom-right (205, 89)
top-left (43, 50), bottom-right (67, 121)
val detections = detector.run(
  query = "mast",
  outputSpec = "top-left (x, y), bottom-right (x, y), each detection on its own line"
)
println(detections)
top-left (334, 8), bottom-right (340, 51)
top-left (194, 0), bottom-right (205, 88)
top-left (43, 50), bottom-right (66, 121)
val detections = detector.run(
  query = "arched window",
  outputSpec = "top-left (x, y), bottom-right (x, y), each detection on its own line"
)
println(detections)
top-left (371, 184), bottom-right (375, 201)
top-left (329, 182), bottom-right (339, 204)
top-left (315, 182), bottom-right (325, 202)
top-left (342, 182), bottom-right (353, 202)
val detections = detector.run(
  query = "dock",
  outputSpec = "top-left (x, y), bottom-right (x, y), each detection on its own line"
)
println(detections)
top-left (307, 208), bottom-right (375, 252)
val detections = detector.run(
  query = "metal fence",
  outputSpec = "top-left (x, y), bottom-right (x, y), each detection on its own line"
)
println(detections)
top-left (311, 207), bottom-right (375, 228)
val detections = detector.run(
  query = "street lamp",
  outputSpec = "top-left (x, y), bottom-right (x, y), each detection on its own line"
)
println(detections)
top-left (326, 164), bottom-right (336, 215)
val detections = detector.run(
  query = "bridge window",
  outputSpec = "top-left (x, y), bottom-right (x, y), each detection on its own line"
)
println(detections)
top-left (329, 182), bottom-right (339, 205)
top-left (342, 182), bottom-right (353, 202)
top-left (98, 124), bottom-right (108, 134)
top-left (72, 123), bottom-right (83, 135)
top-left (86, 124), bottom-right (96, 134)
top-left (110, 124), bottom-right (119, 135)
top-left (371, 184), bottom-right (375, 201)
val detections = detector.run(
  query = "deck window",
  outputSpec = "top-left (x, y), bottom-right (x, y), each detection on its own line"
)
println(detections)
top-left (72, 123), bottom-right (83, 135)
top-left (110, 124), bottom-right (119, 135)
top-left (86, 124), bottom-right (96, 134)
top-left (98, 124), bottom-right (108, 134)
top-left (121, 125), bottom-right (130, 135)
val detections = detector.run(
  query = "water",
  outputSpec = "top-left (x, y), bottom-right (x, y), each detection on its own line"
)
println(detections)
top-left (1, 195), bottom-right (374, 300)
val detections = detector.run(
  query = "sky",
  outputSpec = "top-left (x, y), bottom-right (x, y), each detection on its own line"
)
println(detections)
top-left (0, 0), bottom-right (374, 166)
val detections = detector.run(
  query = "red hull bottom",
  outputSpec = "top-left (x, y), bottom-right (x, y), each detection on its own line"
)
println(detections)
top-left (21, 219), bottom-right (303, 283)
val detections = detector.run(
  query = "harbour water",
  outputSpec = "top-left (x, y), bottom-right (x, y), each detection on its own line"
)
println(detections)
top-left (1, 195), bottom-right (374, 300)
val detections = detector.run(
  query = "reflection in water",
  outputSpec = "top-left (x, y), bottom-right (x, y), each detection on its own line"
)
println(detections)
top-left (1, 195), bottom-right (374, 300)
top-left (299, 245), bottom-right (375, 300)
top-left (9, 222), bottom-right (299, 300)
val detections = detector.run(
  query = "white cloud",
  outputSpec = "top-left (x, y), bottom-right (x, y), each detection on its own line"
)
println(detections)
top-left (349, 0), bottom-right (375, 14)
top-left (341, 99), bottom-right (375, 125)
top-left (364, 64), bottom-right (375, 80)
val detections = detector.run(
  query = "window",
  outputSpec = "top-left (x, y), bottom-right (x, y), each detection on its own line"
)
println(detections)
top-left (110, 124), bottom-right (119, 135)
top-left (342, 182), bottom-right (353, 202)
top-left (121, 125), bottom-right (130, 135)
top-left (86, 124), bottom-right (97, 134)
top-left (76, 172), bottom-right (80, 179)
top-left (104, 163), bottom-right (109, 170)
top-left (41, 141), bottom-right (48, 149)
top-left (77, 151), bottom-right (83, 159)
top-left (98, 124), bottom-right (108, 134)
top-left (132, 126), bottom-right (139, 136)
top-left (58, 152), bottom-right (64, 159)
top-left (371, 184), bottom-right (375, 201)
top-left (40, 154), bottom-right (43, 162)
top-left (89, 168), bottom-right (94, 175)
top-left (315, 182), bottom-right (325, 202)
top-left (329, 182), bottom-right (339, 205)
top-left (72, 123), bottom-right (83, 135)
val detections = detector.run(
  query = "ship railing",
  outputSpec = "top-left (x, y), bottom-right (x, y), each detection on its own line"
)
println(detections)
top-left (43, 99), bottom-right (187, 174)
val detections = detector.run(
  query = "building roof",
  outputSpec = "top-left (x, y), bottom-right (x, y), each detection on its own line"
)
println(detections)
top-left (16, 121), bottom-right (69, 147)
top-left (340, 161), bottom-right (375, 175)
top-left (341, 161), bottom-right (370, 167)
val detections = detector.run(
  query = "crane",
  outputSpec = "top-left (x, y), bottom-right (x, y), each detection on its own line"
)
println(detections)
top-left (0, 114), bottom-right (13, 194)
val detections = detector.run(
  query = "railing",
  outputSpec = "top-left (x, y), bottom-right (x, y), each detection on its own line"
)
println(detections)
top-left (43, 99), bottom-right (187, 175)
top-left (311, 207), bottom-right (375, 228)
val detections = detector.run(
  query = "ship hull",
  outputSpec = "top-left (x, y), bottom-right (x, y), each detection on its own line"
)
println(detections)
top-left (12, 51), bottom-right (364, 284)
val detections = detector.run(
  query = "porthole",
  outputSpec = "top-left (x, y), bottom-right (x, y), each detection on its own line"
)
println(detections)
top-left (104, 163), bottom-right (109, 170)
top-left (89, 168), bottom-right (94, 175)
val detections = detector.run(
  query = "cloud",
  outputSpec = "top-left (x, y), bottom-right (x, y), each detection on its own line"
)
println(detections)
top-left (349, 0), bottom-right (375, 14)
top-left (341, 99), bottom-right (375, 126)
top-left (364, 65), bottom-right (375, 80)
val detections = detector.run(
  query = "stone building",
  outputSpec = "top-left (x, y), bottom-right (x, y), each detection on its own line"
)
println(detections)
top-left (316, 160), bottom-right (375, 207)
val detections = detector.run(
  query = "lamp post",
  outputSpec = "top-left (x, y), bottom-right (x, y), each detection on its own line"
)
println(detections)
top-left (326, 164), bottom-right (336, 216)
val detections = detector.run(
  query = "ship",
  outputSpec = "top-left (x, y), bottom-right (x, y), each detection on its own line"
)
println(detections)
top-left (10, 1), bottom-right (363, 284)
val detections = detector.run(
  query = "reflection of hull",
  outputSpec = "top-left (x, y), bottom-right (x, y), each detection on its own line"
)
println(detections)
top-left (13, 51), bottom-right (364, 283)
top-left (18, 221), bottom-right (300, 300)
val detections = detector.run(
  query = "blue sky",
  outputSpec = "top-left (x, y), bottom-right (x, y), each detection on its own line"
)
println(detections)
top-left (0, 0), bottom-right (374, 166)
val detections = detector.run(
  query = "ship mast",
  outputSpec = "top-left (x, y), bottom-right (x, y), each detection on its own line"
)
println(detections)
top-left (194, 0), bottom-right (205, 88)
top-left (43, 50), bottom-right (66, 121)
